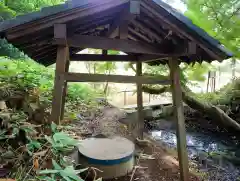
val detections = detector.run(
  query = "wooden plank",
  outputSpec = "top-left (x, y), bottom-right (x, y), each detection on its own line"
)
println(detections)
top-left (50, 24), bottom-right (69, 124)
top-left (70, 54), bottom-right (138, 61)
top-left (136, 61), bottom-right (144, 139)
top-left (61, 34), bottom-right (190, 55)
top-left (64, 73), bottom-right (170, 85)
top-left (169, 58), bottom-right (189, 181)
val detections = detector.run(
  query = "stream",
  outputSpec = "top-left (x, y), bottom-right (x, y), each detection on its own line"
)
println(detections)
top-left (151, 129), bottom-right (240, 181)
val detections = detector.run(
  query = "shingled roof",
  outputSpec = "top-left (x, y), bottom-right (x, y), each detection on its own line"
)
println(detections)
top-left (0, 0), bottom-right (232, 66)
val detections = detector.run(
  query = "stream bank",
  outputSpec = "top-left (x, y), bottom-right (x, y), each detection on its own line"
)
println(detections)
top-left (148, 117), bottom-right (240, 181)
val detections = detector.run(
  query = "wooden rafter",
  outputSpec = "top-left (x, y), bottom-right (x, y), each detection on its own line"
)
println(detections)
top-left (130, 19), bottom-right (162, 42)
top-left (128, 26), bottom-right (152, 43)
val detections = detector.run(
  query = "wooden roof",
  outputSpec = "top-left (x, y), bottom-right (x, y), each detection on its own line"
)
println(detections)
top-left (0, 0), bottom-right (232, 66)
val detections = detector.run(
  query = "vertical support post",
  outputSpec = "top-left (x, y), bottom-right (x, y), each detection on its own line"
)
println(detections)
top-left (169, 59), bottom-right (189, 181)
top-left (206, 72), bottom-right (210, 93)
top-left (124, 91), bottom-right (127, 105)
top-left (60, 59), bottom-right (70, 120)
top-left (50, 24), bottom-right (69, 124)
top-left (119, 4), bottom-right (129, 39)
top-left (102, 50), bottom-right (108, 55)
top-left (136, 61), bottom-right (144, 139)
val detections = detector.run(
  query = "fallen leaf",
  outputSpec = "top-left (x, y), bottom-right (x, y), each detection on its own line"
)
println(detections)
top-left (33, 157), bottom-right (39, 171)
top-left (33, 150), bottom-right (48, 157)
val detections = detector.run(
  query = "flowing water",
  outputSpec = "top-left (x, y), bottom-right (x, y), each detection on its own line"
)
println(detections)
top-left (151, 130), bottom-right (240, 181)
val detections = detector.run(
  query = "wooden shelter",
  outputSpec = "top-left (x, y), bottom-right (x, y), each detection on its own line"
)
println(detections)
top-left (0, 0), bottom-right (232, 180)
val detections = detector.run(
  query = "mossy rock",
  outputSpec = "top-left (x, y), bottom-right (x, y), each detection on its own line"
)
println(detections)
top-left (160, 105), bottom-right (173, 117)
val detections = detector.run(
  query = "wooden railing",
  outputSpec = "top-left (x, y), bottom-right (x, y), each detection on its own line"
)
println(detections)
top-left (117, 90), bottom-right (159, 106)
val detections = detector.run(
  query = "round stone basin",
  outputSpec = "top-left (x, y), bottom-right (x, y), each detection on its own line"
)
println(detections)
top-left (78, 136), bottom-right (135, 179)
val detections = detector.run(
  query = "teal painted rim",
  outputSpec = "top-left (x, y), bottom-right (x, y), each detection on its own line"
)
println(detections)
top-left (80, 153), bottom-right (134, 166)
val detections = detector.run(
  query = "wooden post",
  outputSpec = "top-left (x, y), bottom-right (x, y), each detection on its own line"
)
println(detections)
top-left (60, 59), bottom-right (70, 120)
top-left (169, 59), bottom-right (189, 181)
top-left (124, 91), bottom-right (127, 105)
top-left (136, 61), bottom-right (144, 139)
top-left (50, 24), bottom-right (69, 124)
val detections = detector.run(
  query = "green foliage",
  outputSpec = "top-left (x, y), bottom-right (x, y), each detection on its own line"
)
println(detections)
top-left (185, 0), bottom-right (240, 58)
top-left (0, 57), bottom-right (97, 105)
top-left (38, 159), bottom-right (86, 181)
top-left (142, 61), bottom-right (214, 87)
top-left (183, 62), bottom-right (215, 82)
top-left (0, 109), bottom-right (85, 180)
top-left (45, 123), bottom-right (80, 153)
top-left (83, 49), bottom-right (119, 75)
top-left (0, 39), bottom-right (26, 59)
top-left (0, 0), bottom-right (65, 58)
top-left (197, 78), bottom-right (240, 104)
top-left (1, 0), bottom-right (65, 16)
top-left (0, 3), bottom-right (16, 20)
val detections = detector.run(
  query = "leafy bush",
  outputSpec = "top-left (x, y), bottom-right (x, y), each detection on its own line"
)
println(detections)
top-left (196, 78), bottom-right (240, 105)
top-left (0, 57), bottom-right (98, 105)
top-left (38, 159), bottom-right (87, 181)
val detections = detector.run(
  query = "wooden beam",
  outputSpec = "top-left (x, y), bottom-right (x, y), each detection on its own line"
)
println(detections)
top-left (64, 73), bottom-right (170, 85)
top-left (169, 58), bottom-right (189, 181)
top-left (59, 34), bottom-right (191, 55)
top-left (70, 54), bottom-right (138, 61)
top-left (130, 0), bottom-right (141, 15)
top-left (138, 54), bottom-right (164, 62)
top-left (50, 24), bottom-right (69, 124)
top-left (136, 61), bottom-right (144, 139)
top-left (119, 5), bottom-right (130, 39)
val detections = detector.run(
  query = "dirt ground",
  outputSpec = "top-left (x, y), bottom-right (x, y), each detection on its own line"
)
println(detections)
top-left (75, 107), bottom-right (201, 181)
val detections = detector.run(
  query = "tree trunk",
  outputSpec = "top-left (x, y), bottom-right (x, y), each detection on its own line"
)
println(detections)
top-left (103, 82), bottom-right (108, 95)
top-left (182, 89), bottom-right (240, 131)
top-left (142, 84), bottom-right (240, 132)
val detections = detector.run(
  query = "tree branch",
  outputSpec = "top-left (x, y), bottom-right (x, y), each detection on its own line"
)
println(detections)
top-left (142, 85), bottom-right (170, 95)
